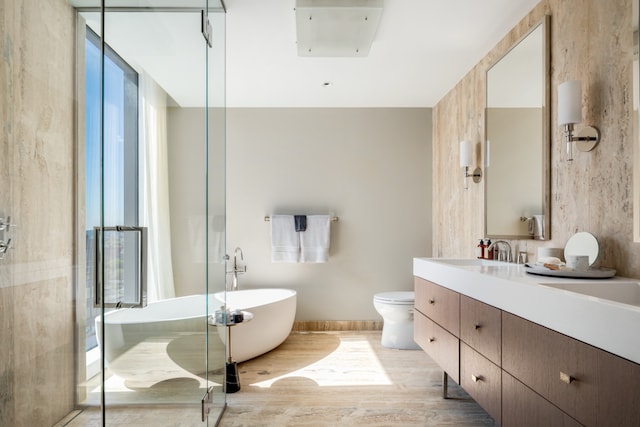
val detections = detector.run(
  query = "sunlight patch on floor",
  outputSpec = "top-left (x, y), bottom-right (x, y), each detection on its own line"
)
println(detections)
top-left (250, 336), bottom-right (392, 388)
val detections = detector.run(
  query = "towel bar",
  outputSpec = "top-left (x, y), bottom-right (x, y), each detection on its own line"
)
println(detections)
top-left (264, 215), bottom-right (338, 222)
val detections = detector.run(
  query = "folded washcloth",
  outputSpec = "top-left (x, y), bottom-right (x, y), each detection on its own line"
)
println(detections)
top-left (300, 215), bottom-right (331, 263)
top-left (270, 215), bottom-right (299, 263)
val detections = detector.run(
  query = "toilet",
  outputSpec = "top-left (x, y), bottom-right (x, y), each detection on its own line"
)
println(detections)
top-left (373, 291), bottom-right (420, 350)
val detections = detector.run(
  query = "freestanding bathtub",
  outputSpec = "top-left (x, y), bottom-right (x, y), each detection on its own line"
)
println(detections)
top-left (96, 288), bottom-right (296, 381)
top-left (215, 288), bottom-right (297, 362)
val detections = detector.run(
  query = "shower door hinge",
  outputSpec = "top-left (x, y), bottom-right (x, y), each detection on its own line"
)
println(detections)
top-left (201, 386), bottom-right (215, 422)
top-left (201, 10), bottom-right (213, 48)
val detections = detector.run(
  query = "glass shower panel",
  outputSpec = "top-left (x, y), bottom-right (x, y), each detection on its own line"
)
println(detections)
top-left (71, 1), bottom-right (226, 424)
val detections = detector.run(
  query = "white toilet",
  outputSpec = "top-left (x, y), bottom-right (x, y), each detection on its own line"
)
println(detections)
top-left (373, 291), bottom-right (420, 350)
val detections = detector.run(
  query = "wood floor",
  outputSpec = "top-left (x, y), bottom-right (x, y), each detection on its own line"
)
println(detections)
top-left (219, 331), bottom-right (497, 426)
top-left (64, 331), bottom-right (496, 426)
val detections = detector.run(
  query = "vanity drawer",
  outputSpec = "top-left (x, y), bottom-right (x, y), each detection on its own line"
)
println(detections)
top-left (414, 310), bottom-right (459, 383)
top-left (502, 312), bottom-right (597, 426)
top-left (502, 371), bottom-right (582, 427)
top-left (460, 295), bottom-right (501, 366)
top-left (414, 277), bottom-right (460, 336)
top-left (460, 343), bottom-right (501, 425)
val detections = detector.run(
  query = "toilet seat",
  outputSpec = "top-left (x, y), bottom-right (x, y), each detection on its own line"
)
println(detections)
top-left (373, 291), bottom-right (414, 305)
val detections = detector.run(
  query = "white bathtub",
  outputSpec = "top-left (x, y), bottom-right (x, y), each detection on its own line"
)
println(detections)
top-left (215, 288), bottom-right (297, 362)
top-left (96, 288), bottom-right (296, 380)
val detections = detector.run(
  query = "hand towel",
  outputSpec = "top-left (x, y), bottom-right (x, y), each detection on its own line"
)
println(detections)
top-left (300, 215), bottom-right (330, 263)
top-left (294, 215), bottom-right (307, 232)
top-left (270, 215), bottom-right (299, 262)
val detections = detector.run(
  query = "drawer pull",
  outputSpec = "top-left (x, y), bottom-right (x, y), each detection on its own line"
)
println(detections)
top-left (428, 337), bottom-right (436, 343)
top-left (472, 374), bottom-right (483, 383)
top-left (429, 298), bottom-right (435, 304)
top-left (474, 323), bottom-right (481, 330)
top-left (560, 371), bottom-right (575, 384)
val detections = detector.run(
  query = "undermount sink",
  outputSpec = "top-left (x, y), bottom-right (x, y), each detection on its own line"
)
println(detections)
top-left (540, 281), bottom-right (640, 307)
top-left (434, 258), bottom-right (509, 267)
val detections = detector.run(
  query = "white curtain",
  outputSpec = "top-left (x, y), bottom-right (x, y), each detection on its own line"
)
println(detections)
top-left (140, 72), bottom-right (175, 301)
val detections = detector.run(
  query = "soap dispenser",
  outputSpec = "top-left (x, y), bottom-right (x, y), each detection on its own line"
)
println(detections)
top-left (476, 240), bottom-right (484, 259)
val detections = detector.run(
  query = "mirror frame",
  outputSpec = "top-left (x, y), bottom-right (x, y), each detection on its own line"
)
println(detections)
top-left (484, 15), bottom-right (551, 240)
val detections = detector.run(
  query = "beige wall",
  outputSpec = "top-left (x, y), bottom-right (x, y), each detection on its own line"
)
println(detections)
top-left (0, 0), bottom-right (76, 425)
top-left (432, 0), bottom-right (640, 278)
top-left (226, 108), bottom-right (432, 321)
top-left (167, 107), bottom-right (227, 297)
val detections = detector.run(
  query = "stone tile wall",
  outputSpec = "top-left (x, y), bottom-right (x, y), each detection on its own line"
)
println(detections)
top-left (0, 0), bottom-right (76, 425)
top-left (432, 0), bottom-right (640, 278)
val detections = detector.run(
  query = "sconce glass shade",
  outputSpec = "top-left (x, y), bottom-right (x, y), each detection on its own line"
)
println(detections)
top-left (558, 80), bottom-right (582, 126)
top-left (459, 140), bottom-right (474, 168)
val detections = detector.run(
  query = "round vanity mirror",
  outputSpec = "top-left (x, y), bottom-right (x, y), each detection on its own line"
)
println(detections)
top-left (564, 232), bottom-right (600, 266)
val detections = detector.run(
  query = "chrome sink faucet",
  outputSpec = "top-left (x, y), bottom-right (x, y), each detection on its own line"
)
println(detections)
top-left (231, 247), bottom-right (246, 291)
top-left (487, 240), bottom-right (512, 262)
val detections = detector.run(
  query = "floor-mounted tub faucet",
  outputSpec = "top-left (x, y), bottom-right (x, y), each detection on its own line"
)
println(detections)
top-left (231, 247), bottom-right (246, 291)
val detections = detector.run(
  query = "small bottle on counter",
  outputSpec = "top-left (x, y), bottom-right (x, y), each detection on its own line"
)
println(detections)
top-left (485, 239), bottom-right (493, 259)
top-left (476, 239), bottom-right (484, 259)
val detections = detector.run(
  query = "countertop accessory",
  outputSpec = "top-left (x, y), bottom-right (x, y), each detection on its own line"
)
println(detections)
top-left (564, 231), bottom-right (599, 266)
top-left (523, 264), bottom-right (616, 279)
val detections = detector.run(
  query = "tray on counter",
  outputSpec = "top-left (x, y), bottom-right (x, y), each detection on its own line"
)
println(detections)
top-left (524, 264), bottom-right (616, 279)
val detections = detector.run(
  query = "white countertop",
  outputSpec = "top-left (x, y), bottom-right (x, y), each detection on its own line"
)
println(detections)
top-left (413, 257), bottom-right (640, 365)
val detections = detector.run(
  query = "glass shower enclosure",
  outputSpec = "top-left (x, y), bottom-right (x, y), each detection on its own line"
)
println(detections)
top-left (70, 0), bottom-right (227, 424)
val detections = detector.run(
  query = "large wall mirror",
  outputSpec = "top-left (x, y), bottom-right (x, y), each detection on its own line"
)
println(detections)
top-left (485, 16), bottom-right (550, 240)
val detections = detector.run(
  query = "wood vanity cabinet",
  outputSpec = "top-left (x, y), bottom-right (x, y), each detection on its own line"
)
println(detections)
top-left (414, 277), bottom-right (460, 383)
top-left (414, 276), bottom-right (640, 427)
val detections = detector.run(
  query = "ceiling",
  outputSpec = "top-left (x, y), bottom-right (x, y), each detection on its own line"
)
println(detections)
top-left (225, 0), bottom-right (541, 108)
top-left (73, 0), bottom-right (541, 108)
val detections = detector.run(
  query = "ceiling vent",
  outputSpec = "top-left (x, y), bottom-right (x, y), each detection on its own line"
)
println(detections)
top-left (295, 0), bottom-right (383, 57)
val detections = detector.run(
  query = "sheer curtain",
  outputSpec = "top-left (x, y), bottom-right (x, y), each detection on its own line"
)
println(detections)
top-left (140, 72), bottom-right (175, 301)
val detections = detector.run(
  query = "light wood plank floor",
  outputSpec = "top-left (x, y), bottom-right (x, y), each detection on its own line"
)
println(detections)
top-left (63, 331), bottom-right (497, 426)
top-left (220, 331), bottom-right (497, 426)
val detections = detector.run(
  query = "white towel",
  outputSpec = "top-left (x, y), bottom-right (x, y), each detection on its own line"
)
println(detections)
top-left (300, 215), bottom-right (331, 263)
top-left (270, 215), bottom-right (299, 262)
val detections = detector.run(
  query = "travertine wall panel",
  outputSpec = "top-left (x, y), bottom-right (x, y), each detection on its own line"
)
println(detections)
top-left (0, 0), bottom-right (76, 425)
top-left (433, 0), bottom-right (640, 278)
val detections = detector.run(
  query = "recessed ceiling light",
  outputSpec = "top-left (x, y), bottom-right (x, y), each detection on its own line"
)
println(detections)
top-left (322, 82), bottom-right (332, 87)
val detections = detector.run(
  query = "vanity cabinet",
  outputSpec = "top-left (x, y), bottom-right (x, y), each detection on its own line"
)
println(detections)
top-left (414, 277), bottom-right (460, 383)
top-left (414, 274), bottom-right (640, 427)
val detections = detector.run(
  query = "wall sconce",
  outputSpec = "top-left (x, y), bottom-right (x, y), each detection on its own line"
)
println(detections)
top-left (459, 140), bottom-right (482, 189)
top-left (558, 80), bottom-right (600, 161)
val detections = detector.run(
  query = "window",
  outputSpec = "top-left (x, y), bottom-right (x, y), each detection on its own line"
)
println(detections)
top-left (85, 28), bottom-right (139, 351)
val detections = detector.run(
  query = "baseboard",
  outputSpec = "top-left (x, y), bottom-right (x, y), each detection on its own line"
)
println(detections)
top-left (292, 320), bottom-right (383, 332)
